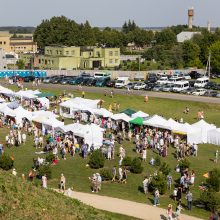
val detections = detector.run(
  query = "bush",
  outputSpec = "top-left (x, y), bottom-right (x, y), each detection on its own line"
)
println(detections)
top-left (89, 150), bottom-right (105, 169)
top-left (38, 165), bottom-right (52, 179)
top-left (155, 156), bottom-right (161, 167)
top-left (122, 156), bottom-right (132, 168)
top-left (199, 190), bottom-right (220, 211)
top-left (206, 168), bottom-right (220, 192)
top-left (179, 158), bottom-right (190, 171)
top-left (46, 153), bottom-right (56, 163)
top-left (0, 154), bottom-right (14, 171)
top-left (100, 168), bottom-right (112, 181)
top-left (149, 173), bottom-right (167, 195)
top-left (130, 158), bottom-right (143, 174)
top-left (159, 162), bottom-right (171, 176)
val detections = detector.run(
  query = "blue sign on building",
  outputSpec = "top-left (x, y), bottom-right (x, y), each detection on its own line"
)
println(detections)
top-left (0, 70), bottom-right (47, 78)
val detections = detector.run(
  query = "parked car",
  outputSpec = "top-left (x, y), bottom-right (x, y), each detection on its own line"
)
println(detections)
top-left (157, 76), bottom-right (168, 85)
top-left (60, 76), bottom-right (75, 85)
top-left (106, 80), bottom-right (116, 87)
top-left (43, 76), bottom-right (57, 83)
top-left (95, 77), bottom-right (110, 87)
top-left (125, 82), bottom-right (137, 90)
top-left (189, 71), bottom-right (203, 79)
top-left (144, 83), bottom-right (155, 91)
top-left (204, 90), bottom-right (219, 97)
top-left (153, 84), bottom-right (163, 92)
top-left (86, 78), bottom-right (97, 86)
top-left (80, 72), bottom-right (91, 78)
top-left (81, 77), bottom-right (91, 86)
top-left (133, 82), bottom-right (146, 90)
top-left (162, 83), bottom-right (174, 92)
top-left (69, 77), bottom-right (84, 85)
top-left (181, 87), bottom-right (196, 95)
top-left (23, 75), bottom-right (35, 82)
top-left (213, 84), bottom-right (220, 90)
top-left (146, 73), bottom-right (158, 83)
top-left (192, 88), bottom-right (207, 96)
top-left (204, 82), bottom-right (217, 90)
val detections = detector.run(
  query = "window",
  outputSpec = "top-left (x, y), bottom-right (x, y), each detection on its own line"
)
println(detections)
top-left (3, 41), bottom-right (6, 45)
top-left (59, 51), bottom-right (62, 55)
top-left (39, 59), bottom-right (41, 64)
top-left (71, 50), bottom-right (75, 56)
top-left (109, 51), bottom-right (113, 56)
top-left (109, 59), bottom-right (113, 64)
top-left (115, 59), bottom-right (118, 64)
top-left (51, 60), bottom-right (54, 64)
top-left (66, 51), bottom-right (69, 55)
top-left (50, 50), bottom-right (52, 54)
top-left (48, 60), bottom-right (51, 64)
top-left (0, 42), bottom-right (2, 45)
top-left (115, 51), bottom-right (118, 56)
top-left (56, 50), bottom-right (59, 55)
top-left (45, 60), bottom-right (48, 65)
top-left (24, 47), bottom-right (26, 49)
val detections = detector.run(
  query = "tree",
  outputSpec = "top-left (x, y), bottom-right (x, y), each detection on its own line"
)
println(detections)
top-left (16, 59), bottom-right (25, 70)
top-left (0, 154), bottom-right (14, 171)
top-left (89, 150), bottom-right (105, 169)
top-left (155, 28), bottom-right (177, 46)
top-left (200, 190), bottom-right (220, 211)
top-left (182, 40), bottom-right (201, 67)
top-left (206, 168), bottom-right (220, 192)
top-left (210, 41), bottom-right (220, 73)
top-left (130, 158), bottom-right (143, 174)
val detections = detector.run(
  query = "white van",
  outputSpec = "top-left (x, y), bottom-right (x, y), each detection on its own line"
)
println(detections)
top-left (168, 76), bottom-right (184, 84)
top-left (93, 72), bottom-right (111, 78)
top-left (115, 77), bottom-right (130, 88)
top-left (156, 76), bottom-right (168, 85)
top-left (194, 77), bottom-right (209, 88)
top-left (173, 81), bottom-right (189, 92)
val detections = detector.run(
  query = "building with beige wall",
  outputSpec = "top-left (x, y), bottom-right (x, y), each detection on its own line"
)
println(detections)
top-left (0, 31), bottom-right (37, 54)
top-left (33, 45), bottom-right (120, 70)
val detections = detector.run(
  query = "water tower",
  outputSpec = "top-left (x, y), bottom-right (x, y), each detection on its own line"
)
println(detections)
top-left (188, 7), bottom-right (194, 29)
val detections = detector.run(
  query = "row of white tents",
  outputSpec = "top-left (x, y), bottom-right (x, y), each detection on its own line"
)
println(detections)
top-left (0, 86), bottom-right (219, 147)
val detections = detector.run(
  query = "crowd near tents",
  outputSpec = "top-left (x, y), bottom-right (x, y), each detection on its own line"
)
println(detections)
top-left (0, 85), bottom-right (219, 147)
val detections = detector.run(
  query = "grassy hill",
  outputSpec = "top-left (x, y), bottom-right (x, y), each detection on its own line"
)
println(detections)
top-left (0, 170), bottom-right (137, 220)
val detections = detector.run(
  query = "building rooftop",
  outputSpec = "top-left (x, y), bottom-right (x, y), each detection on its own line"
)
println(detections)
top-left (177, 31), bottom-right (201, 43)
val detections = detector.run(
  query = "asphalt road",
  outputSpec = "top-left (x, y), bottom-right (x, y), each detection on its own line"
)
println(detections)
top-left (32, 83), bottom-right (220, 104)
top-left (4, 81), bottom-right (220, 104)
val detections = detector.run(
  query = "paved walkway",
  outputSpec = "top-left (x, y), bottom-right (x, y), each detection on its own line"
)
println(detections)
top-left (60, 190), bottom-right (202, 220)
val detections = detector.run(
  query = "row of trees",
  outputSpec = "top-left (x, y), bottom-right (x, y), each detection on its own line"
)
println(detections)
top-left (34, 16), bottom-right (154, 49)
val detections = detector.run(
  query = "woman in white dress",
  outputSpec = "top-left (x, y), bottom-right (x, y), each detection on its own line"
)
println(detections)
top-left (190, 170), bottom-right (195, 186)
top-left (42, 175), bottom-right (47, 188)
top-left (142, 148), bottom-right (147, 162)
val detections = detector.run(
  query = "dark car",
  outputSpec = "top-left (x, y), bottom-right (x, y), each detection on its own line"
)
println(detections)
top-left (204, 90), bottom-right (219, 97)
top-left (43, 76), bottom-right (58, 83)
top-left (23, 75), bottom-right (35, 82)
top-left (204, 82), bottom-right (217, 90)
top-left (60, 76), bottom-right (75, 85)
top-left (146, 75), bottom-right (158, 83)
top-left (125, 82), bottom-right (137, 90)
top-left (144, 83), bottom-right (155, 91)
top-left (95, 77), bottom-right (110, 87)
top-left (80, 72), bottom-right (91, 78)
top-left (51, 76), bottom-right (64, 84)
top-left (189, 71), bottom-right (202, 79)
top-left (106, 80), bottom-right (116, 87)
top-left (181, 87), bottom-right (196, 95)
top-left (81, 77), bottom-right (91, 86)
top-left (213, 84), bottom-right (220, 90)
top-left (189, 80), bottom-right (195, 87)
top-left (69, 77), bottom-right (84, 85)
top-left (86, 78), bottom-right (97, 86)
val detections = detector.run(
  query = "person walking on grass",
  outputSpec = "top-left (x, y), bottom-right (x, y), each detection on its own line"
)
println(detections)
top-left (60, 173), bottom-right (66, 192)
top-left (214, 150), bottom-right (219, 163)
top-left (167, 204), bottom-right (173, 220)
top-left (175, 202), bottom-right (183, 220)
top-left (118, 166), bottom-right (123, 183)
top-left (153, 188), bottom-right (160, 206)
top-left (112, 166), bottom-right (117, 182)
top-left (42, 174), bottom-right (47, 189)
top-left (186, 190), bottom-right (193, 211)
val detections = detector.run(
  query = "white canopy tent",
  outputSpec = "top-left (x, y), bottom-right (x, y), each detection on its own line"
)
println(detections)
top-left (88, 108), bottom-right (113, 118)
top-left (60, 97), bottom-right (100, 118)
top-left (173, 123), bottom-right (202, 144)
top-left (192, 120), bottom-right (216, 143)
top-left (0, 97), bottom-right (6, 103)
top-left (166, 118), bottom-right (181, 130)
top-left (12, 106), bottom-right (33, 124)
top-left (131, 111), bottom-right (149, 119)
top-left (15, 90), bottom-right (41, 99)
top-left (143, 115), bottom-right (169, 129)
top-left (36, 97), bottom-right (50, 109)
top-left (0, 105), bottom-right (16, 117)
top-left (57, 123), bottom-right (104, 149)
top-left (0, 86), bottom-right (14, 95)
top-left (111, 113), bottom-right (131, 122)
top-left (207, 128), bottom-right (220, 146)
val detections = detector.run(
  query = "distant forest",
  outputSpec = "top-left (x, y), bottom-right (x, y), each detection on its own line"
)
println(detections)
top-left (0, 26), bottom-right (35, 33)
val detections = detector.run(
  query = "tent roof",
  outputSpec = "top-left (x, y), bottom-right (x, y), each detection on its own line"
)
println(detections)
top-left (131, 111), bottom-right (149, 118)
top-left (192, 119), bottom-right (216, 130)
top-left (32, 114), bottom-right (63, 128)
top-left (60, 97), bottom-right (100, 110)
top-left (129, 117), bottom-right (144, 126)
top-left (15, 90), bottom-right (40, 99)
top-left (36, 92), bottom-right (54, 98)
top-left (143, 115), bottom-right (168, 129)
top-left (111, 113), bottom-right (131, 122)
top-left (88, 108), bottom-right (113, 118)
top-left (166, 118), bottom-right (181, 130)
top-left (121, 108), bottom-right (136, 116)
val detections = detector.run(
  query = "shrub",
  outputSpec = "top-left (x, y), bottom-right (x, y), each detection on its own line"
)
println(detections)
top-left (155, 156), bottom-right (161, 167)
top-left (148, 173), bottom-right (167, 195)
top-left (179, 158), bottom-right (190, 171)
top-left (199, 190), bottom-right (220, 211)
top-left (122, 156), bottom-right (132, 168)
top-left (159, 162), bottom-right (171, 176)
top-left (38, 165), bottom-right (52, 179)
top-left (0, 154), bottom-right (14, 171)
top-left (100, 168), bottom-right (112, 181)
top-left (46, 153), bottom-right (55, 163)
top-left (89, 150), bottom-right (105, 169)
top-left (206, 168), bottom-right (220, 192)
top-left (130, 158), bottom-right (143, 174)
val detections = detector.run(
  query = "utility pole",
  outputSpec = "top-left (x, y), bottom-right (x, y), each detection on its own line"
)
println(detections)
top-left (205, 51), bottom-right (211, 78)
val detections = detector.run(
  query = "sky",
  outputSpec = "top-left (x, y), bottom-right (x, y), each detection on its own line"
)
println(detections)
top-left (1, 0), bottom-right (220, 27)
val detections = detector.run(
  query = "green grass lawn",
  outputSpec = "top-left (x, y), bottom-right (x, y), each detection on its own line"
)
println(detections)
top-left (2, 83), bottom-right (220, 219)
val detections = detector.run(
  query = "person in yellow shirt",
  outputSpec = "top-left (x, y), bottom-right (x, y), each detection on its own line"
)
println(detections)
top-left (82, 91), bottom-right (85, 98)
